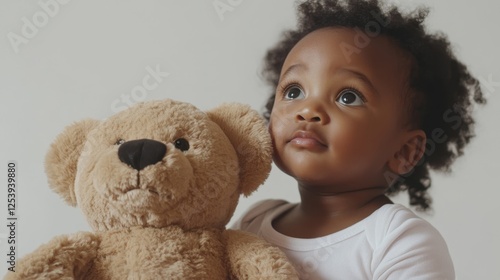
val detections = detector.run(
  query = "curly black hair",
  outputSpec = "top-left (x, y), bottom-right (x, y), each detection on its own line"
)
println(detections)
top-left (262, 0), bottom-right (486, 211)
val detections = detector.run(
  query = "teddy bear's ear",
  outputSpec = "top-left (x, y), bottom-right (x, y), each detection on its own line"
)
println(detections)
top-left (45, 119), bottom-right (100, 206)
top-left (207, 103), bottom-right (272, 196)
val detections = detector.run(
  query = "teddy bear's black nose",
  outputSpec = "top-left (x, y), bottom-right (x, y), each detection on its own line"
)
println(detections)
top-left (118, 139), bottom-right (166, 171)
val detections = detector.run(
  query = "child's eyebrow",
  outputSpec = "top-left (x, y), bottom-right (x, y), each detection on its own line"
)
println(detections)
top-left (338, 68), bottom-right (379, 96)
top-left (280, 63), bottom-right (306, 79)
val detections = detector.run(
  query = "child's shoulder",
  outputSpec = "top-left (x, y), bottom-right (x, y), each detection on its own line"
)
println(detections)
top-left (367, 204), bottom-right (450, 256)
top-left (370, 203), bottom-right (437, 233)
top-left (366, 204), bottom-right (455, 278)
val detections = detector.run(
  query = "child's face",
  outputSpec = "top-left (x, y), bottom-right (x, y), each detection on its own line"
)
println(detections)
top-left (269, 27), bottom-right (413, 191)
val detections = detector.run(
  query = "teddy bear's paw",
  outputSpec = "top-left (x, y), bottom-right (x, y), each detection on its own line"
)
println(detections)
top-left (3, 232), bottom-right (99, 280)
top-left (225, 230), bottom-right (299, 279)
top-left (238, 254), bottom-right (299, 280)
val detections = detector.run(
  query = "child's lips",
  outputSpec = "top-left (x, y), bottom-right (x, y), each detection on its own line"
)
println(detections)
top-left (288, 130), bottom-right (327, 149)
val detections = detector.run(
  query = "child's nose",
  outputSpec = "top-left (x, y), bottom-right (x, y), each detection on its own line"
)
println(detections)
top-left (295, 102), bottom-right (329, 124)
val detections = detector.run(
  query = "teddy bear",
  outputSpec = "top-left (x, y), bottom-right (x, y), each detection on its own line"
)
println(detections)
top-left (4, 99), bottom-right (298, 280)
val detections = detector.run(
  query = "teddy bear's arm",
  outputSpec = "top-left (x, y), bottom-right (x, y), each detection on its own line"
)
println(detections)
top-left (3, 232), bottom-right (99, 280)
top-left (224, 229), bottom-right (299, 280)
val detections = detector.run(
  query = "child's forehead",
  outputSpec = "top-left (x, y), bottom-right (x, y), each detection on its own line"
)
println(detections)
top-left (287, 27), bottom-right (410, 67)
top-left (281, 27), bottom-right (413, 92)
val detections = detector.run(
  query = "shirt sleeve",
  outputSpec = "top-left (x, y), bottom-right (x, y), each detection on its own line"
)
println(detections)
top-left (371, 207), bottom-right (455, 280)
top-left (229, 199), bottom-right (288, 232)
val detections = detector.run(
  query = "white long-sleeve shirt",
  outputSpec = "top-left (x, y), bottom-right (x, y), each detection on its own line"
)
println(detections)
top-left (232, 199), bottom-right (454, 280)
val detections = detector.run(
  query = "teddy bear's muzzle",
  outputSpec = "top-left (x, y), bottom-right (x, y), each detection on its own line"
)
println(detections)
top-left (118, 139), bottom-right (166, 171)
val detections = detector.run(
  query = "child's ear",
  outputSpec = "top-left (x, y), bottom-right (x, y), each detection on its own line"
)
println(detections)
top-left (387, 129), bottom-right (426, 175)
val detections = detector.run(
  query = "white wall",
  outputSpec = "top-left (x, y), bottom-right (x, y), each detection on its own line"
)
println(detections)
top-left (1, 0), bottom-right (498, 278)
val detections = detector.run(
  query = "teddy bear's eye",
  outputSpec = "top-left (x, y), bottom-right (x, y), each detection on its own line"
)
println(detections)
top-left (115, 139), bottom-right (125, 145)
top-left (174, 138), bottom-right (190, 151)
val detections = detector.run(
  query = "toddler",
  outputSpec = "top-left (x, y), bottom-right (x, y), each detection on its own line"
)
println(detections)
top-left (232, 0), bottom-right (486, 279)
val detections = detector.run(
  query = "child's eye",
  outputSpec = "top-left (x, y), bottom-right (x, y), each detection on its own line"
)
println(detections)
top-left (336, 89), bottom-right (365, 106)
top-left (284, 86), bottom-right (305, 100)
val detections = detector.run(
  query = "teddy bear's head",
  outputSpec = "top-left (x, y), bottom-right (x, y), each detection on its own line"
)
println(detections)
top-left (45, 100), bottom-right (272, 231)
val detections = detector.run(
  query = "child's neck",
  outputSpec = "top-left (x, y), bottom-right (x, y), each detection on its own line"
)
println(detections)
top-left (272, 183), bottom-right (392, 238)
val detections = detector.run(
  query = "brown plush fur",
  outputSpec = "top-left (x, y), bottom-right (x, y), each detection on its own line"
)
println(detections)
top-left (4, 100), bottom-right (297, 280)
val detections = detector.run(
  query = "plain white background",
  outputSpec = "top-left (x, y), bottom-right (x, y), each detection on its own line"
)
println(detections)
top-left (0, 0), bottom-right (498, 278)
